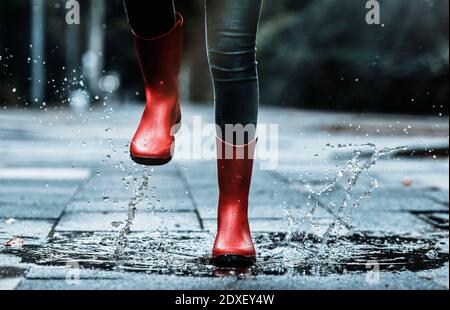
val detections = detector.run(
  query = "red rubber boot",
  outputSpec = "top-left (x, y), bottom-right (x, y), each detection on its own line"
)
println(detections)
top-left (212, 137), bottom-right (257, 267)
top-left (130, 13), bottom-right (183, 166)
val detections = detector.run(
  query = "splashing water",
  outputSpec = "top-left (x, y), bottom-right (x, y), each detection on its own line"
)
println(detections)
top-left (113, 167), bottom-right (151, 261)
top-left (319, 144), bottom-right (407, 248)
top-left (287, 144), bottom-right (408, 251)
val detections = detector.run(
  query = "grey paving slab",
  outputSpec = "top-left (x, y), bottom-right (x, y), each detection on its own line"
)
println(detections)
top-left (425, 191), bottom-right (449, 206)
top-left (84, 174), bottom-right (184, 190)
top-left (74, 187), bottom-right (192, 203)
top-left (0, 202), bottom-right (66, 219)
top-left (0, 184), bottom-right (79, 196)
top-left (416, 263), bottom-right (449, 290)
top-left (318, 189), bottom-right (448, 213)
top-left (0, 253), bottom-right (28, 290)
top-left (17, 272), bottom-right (444, 290)
top-left (0, 218), bottom-right (54, 246)
top-left (75, 183), bottom-right (189, 203)
top-left (55, 211), bottom-right (201, 232)
top-left (375, 164), bottom-right (449, 192)
top-left (26, 266), bottom-right (125, 280)
top-left (0, 180), bottom-right (82, 190)
top-left (0, 278), bottom-right (22, 290)
top-left (0, 192), bottom-right (75, 206)
top-left (348, 210), bottom-right (434, 235)
top-left (66, 198), bottom-right (195, 213)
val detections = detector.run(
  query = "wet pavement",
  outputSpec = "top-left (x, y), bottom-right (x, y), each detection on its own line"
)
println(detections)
top-left (0, 103), bottom-right (448, 290)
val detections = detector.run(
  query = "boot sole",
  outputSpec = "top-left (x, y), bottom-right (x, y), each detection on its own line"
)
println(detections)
top-left (212, 255), bottom-right (256, 268)
top-left (130, 118), bottom-right (181, 167)
top-left (130, 154), bottom-right (173, 166)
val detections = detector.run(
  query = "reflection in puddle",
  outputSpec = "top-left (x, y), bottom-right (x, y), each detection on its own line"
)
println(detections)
top-left (3, 231), bottom-right (448, 277)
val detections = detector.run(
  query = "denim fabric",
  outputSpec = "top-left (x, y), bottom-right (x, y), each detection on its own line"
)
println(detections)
top-left (206, 0), bottom-right (263, 143)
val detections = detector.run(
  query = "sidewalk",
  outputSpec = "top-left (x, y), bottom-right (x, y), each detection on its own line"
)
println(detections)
top-left (0, 103), bottom-right (448, 290)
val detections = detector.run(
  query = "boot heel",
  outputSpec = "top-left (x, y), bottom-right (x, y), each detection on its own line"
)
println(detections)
top-left (130, 154), bottom-right (173, 166)
top-left (212, 255), bottom-right (256, 268)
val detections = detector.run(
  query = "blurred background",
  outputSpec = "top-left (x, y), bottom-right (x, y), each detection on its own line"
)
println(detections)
top-left (0, 0), bottom-right (448, 115)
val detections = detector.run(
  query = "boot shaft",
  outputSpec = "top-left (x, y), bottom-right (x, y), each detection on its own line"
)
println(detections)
top-left (216, 138), bottom-right (257, 200)
top-left (132, 13), bottom-right (184, 96)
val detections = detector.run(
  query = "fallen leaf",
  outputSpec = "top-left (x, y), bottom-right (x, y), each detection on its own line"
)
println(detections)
top-left (5, 237), bottom-right (24, 247)
top-left (402, 178), bottom-right (413, 187)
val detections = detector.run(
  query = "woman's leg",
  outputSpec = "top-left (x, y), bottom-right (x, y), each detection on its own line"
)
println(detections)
top-left (206, 0), bottom-right (263, 145)
top-left (123, 0), bottom-right (176, 38)
top-left (206, 0), bottom-right (263, 267)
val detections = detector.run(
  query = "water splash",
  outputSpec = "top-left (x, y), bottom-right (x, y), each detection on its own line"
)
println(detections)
top-left (289, 144), bottom-right (407, 249)
top-left (320, 144), bottom-right (407, 247)
top-left (113, 167), bottom-right (151, 261)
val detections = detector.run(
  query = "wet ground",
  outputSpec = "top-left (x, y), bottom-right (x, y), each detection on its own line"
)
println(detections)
top-left (4, 231), bottom-right (448, 277)
top-left (0, 103), bottom-right (448, 290)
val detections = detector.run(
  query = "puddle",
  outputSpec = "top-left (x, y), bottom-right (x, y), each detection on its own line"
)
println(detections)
top-left (2, 231), bottom-right (448, 277)
top-left (257, 232), bottom-right (449, 275)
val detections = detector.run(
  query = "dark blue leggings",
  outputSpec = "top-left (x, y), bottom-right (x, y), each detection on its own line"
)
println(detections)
top-left (124, 0), bottom-right (263, 143)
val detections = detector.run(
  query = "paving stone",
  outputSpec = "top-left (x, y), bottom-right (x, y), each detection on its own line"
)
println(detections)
top-left (0, 192), bottom-right (75, 206)
top-left (349, 210), bottom-right (433, 235)
top-left (75, 180), bottom-right (188, 202)
top-left (0, 253), bottom-right (28, 290)
top-left (17, 271), bottom-right (444, 290)
top-left (376, 167), bottom-right (449, 192)
top-left (0, 277), bottom-right (22, 290)
top-left (0, 218), bottom-right (55, 246)
top-left (416, 263), bottom-right (449, 290)
top-left (66, 198), bottom-right (194, 213)
top-left (0, 202), bottom-right (66, 219)
top-left (0, 183), bottom-right (79, 196)
top-left (55, 211), bottom-right (201, 232)
top-left (318, 189), bottom-right (448, 212)
top-left (425, 191), bottom-right (449, 206)
top-left (26, 266), bottom-right (124, 280)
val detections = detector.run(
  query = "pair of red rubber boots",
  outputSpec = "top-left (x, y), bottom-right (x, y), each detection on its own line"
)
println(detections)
top-left (129, 14), bottom-right (256, 267)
